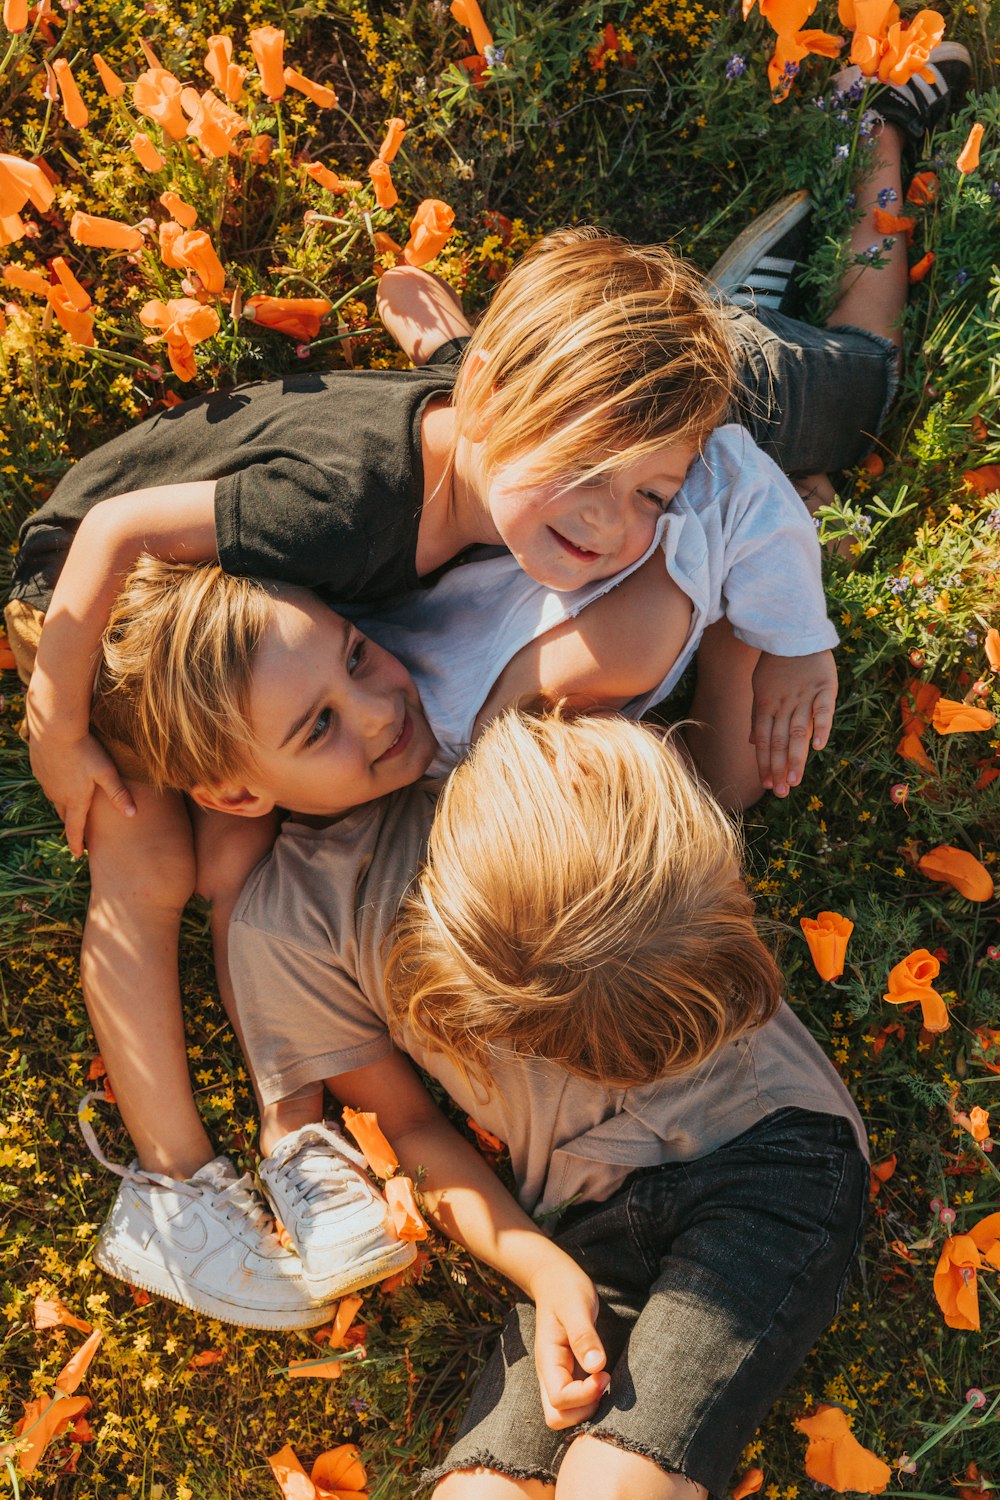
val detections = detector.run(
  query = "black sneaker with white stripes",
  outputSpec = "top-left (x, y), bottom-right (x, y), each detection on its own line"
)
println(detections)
top-left (831, 41), bottom-right (972, 148)
top-left (706, 190), bottom-right (812, 315)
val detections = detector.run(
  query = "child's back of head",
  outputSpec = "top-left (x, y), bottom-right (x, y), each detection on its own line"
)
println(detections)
top-left (387, 709), bottom-right (781, 1088)
top-left (452, 227), bottom-right (738, 487)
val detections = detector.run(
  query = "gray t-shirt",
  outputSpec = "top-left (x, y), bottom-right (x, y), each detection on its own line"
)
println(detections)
top-left (229, 787), bottom-right (867, 1219)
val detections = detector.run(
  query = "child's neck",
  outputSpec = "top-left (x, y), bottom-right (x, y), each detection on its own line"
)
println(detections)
top-left (416, 401), bottom-right (500, 575)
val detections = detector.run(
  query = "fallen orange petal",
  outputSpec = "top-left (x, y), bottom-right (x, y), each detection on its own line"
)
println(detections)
top-left (286, 1355), bottom-right (344, 1380)
top-left (268, 1442), bottom-right (317, 1500)
top-left (189, 1348), bottom-right (224, 1367)
top-left (385, 1175), bottom-right (429, 1241)
top-left (733, 1467), bottom-right (765, 1500)
top-left (0, 1394), bottom-right (91, 1476)
top-left (873, 206), bottom-right (916, 242)
top-left (931, 697), bottom-right (996, 735)
top-left (342, 1108), bottom-right (399, 1178)
top-left (328, 1293), bottom-right (364, 1349)
top-left (55, 1327), bottom-right (103, 1395)
top-left (33, 1296), bottom-right (92, 1334)
top-left (793, 1405), bottom-right (892, 1493)
top-left (380, 1245), bottom-right (431, 1293)
top-left (906, 169), bottom-right (937, 206)
top-left (957, 122), bottom-right (984, 174)
top-left (963, 464), bottom-right (1000, 497)
top-left (917, 845), bottom-right (993, 902)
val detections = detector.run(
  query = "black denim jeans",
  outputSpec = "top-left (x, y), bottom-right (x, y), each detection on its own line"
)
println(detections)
top-left (424, 1108), bottom-right (868, 1497)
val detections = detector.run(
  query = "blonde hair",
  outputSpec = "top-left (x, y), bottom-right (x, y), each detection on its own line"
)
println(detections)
top-left (91, 555), bottom-right (276, 790)
top-left (452, 227), bottom-right (738, 487)
top-left (385, 710), bottom-right (781, 1088)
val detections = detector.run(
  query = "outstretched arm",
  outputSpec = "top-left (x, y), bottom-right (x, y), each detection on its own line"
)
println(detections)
top-left (27, 480), bottom-right (218, 852)
top-left (376, 265), bottom-right (473, 364)
top-left (330, 1048), bottom-right (609, 1429)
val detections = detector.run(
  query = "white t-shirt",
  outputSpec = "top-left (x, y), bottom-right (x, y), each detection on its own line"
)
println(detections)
top-left (358, 426), bottom-right (838, 773)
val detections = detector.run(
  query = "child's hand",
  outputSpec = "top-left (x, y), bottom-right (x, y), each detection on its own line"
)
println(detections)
top-left (530, 1259), bottom-right (609, 1430)
top-left (27, 720), bottom-right (135, 855)
top-left (750, 650), bottom-right (838, 797)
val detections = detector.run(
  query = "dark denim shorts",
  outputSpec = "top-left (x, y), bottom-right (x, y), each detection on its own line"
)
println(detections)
top-left (424, 1108), bottom-right (868, 1497)
top-left (727, 304), bottom-right (899, 475)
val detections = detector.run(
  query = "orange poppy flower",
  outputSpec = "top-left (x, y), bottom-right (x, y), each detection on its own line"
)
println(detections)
top-left (158, 219), bottom-right (185, 269)
top-left (403, 198), bottom-right (456, 266)
top-left (872, 206), bottom-right (915, 243)
top-left (250, 25), bottom-right (286, 100)
top-left (906, 169), bottom-right (937, 205)
top-left (883, 947), bottom-right (949, 1032)
top-left (933, 1233), bottom-right (982, 1328)
top-left (467, 1116), bottom-right (505, 1154)
top-left (182, 88), bottom-right (249, 158)
top-left (3, 0), bottom-right (28, 31)
top-left (268, 1441), bottom-right (369, 1500)
top-left (48, 284), bottom-right (94, 344)
top-left (159, 189), bottom-right (196, 227)
top-left (52, 57), bottom-right (88, 129)
top-left (33, 1295), bottom-right (92, 1334)
top-left (381, 1244), bottom-right (431, 1293)
top-left (304, 161), bottom-right (361, 193)
top-left (284, 67), bottom-right (338, 108)
top-left (959, 1105), bottom-right (991, 1143)
top-left (342, 1107), bottom-right (399, 1177)
top-left (768, 26), bottom-right (844, 101)
top-left (799, 911), bottom-right (854, 981)
top-left (91, 51), bottom-right (125, 98)
top-left (877, 9), bottom-right (944, 85)
top-left (869, 1153), bottom-right (896, 1196)
top-left (134, 68), bottom-right (188, 140)
top-left (70, 211), bottom-right (144, 251)
top-left (286, 1353), bottom-right (345, 1380)
top-left (958, 1464), bottom-right (994, 1500)
top-left (50, 256), bottom-right (89, 310)
top-left (451, 0), bottom-right (494, 52)
top-left (957, 122), bottom-right (984, 174)
top-left (900, 678), bottom-right (940, 735)
top-left (963, 464), bottom-right (1000, 496)
top-left (986, 628), bottom-right (1000, 672)
top-left (131, 132), bottom-right (164, 172)
top-left (917, 845), bottom-right (993, 903)
top-left (247, 134), bottom-right (273, 165)
top-left (931, 697), bottom-right (996, 735)
top-left (139, 38), bottom-right (163, 69)
top-left (243, 293), bottom-right (331, 340)
top-left (171, 227), bottom-right (226, 293)
top-left (139, 297), bottom-right (220, 382)
top-left (732, 1469), bottom-right (765, 1500)
top-left (373, 230), bottom-right (403, 264)
top-left (0, 151), bottom-right (56, 220)
top-left (909, 250), bottom-right (935, 282)
top-left (842, 0), bottom-right (898, 71)
top-left (378, 117), bottom-right (407, 164)
top-left (793, 1405), bottom-right (891, 1493)
top-left (0, 1394), bottom-right (92, 1475)
top-left (367, 158), bottom-right (398, 209)
top-left (204, 35), bottom-right (247, 103)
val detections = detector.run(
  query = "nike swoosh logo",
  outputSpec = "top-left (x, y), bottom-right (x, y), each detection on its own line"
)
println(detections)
top-left (127, 1194), bottom-right (211, 1255)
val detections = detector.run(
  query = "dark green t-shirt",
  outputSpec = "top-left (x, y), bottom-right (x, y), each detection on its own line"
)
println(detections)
top-left (9, 341), bottom-right (467, 612)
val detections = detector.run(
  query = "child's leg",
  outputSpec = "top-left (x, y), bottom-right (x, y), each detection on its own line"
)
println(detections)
top-left (557, 1442), bottom-right (704, 1500)
top-left (434, 1475), bottom-right (553, 1498)
top-left (82, 780), bottom-right (213, 1179)
top-left (826, 123), bottom-right (906, 349)
top-left (683, 619), bottom-right (765, 810)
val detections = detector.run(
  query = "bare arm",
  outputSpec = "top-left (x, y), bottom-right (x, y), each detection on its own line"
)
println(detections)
top-left (27, 479), bottom-right (218, 852)
top-left (330, 1049), bottom-right (609, 1429)
top-left (474, 553), bottom-right (693, 735)
top-left (376, 265), bottom-right (473, 365)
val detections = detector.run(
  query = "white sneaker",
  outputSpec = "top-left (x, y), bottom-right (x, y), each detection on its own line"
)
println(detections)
top-left (259, 1121), bottom-right (417, 1298)
top-left (80, 1093), bottom-right (335, 1330)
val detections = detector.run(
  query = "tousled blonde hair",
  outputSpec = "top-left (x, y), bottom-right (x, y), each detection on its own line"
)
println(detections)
top-left (451, 227), bottom-right (738, 487)
top-left (385, 710), bottom-right (781, 1088)
top-left (91, 555), bottom-right (276, 791)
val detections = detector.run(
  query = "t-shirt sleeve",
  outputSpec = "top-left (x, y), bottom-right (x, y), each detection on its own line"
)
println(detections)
top-left (422, 336), bottom-right (469, 370)
top-left (228, 917), bottom-right (394, 1108)
top-left (215, 456), bottom-right (372, 595)
top-left (717, 435), bottom-right (839, 657)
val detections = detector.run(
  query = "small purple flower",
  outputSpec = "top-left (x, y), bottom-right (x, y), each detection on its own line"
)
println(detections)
top-left (954, 268), bottom-right (969, 287)
top-left (726, 53), bottom-right (747, 79)
top-left (846, 75), bottom-right (866, 102)
top-left (349, 1397), bottom-right (369, 1413)
top-left (989, 180), bottom-right (1000, 202)
top-left (965, 630), bottom-right (979, 644)
top-left (835, 109), bottom-right (850, 124)
top-left (988, 508), bottom-right (1000, 529)
top-left (484, 44), bottom-right (505, 66)
top-left (845, 191), bottom-right (857, 209)
top-left (834, 142), bottom-right (850, 161)
top-left (813, 95), bottom-right (827, 109)
top-left (877, 186), bottom-right (898, 208)
top-left (888, 575), bottom-right (911, 595)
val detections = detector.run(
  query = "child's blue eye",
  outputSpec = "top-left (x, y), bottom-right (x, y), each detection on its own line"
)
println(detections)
top-left (305, 709), bottom-right (331, 747)
top-left (348, 638), bottom-right (366, 673)
top-left (641, 489), bottom-right (671, 513)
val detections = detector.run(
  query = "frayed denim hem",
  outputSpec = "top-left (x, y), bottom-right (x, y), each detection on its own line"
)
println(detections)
top-left (417, 1452), bottom-right (559, 1493)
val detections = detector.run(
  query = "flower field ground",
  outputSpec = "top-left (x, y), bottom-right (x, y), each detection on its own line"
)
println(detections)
top-left (0, 0), bottom-right (999, 1495)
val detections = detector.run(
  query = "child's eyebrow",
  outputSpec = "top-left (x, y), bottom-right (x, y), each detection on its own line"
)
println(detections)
top-left (277, 614), bottom-right (351, 748)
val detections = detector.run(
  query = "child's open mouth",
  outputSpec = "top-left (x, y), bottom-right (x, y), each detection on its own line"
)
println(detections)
top-left (548, 527), bottom-right (600, 561)
top-left (375, 709), bottom-right (414, 764)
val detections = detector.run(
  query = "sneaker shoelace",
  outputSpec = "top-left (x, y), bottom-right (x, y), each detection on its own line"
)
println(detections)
top-left (78, 1090), bottom-right (281, 1243)
top-left (277, 1129), bottom-right (372, 1218)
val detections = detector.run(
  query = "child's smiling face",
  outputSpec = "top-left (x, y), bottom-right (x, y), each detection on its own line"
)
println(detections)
top-left (484, 442), bottom-right (698, 590)
top-left (232, 593), bottom-right (437, 816)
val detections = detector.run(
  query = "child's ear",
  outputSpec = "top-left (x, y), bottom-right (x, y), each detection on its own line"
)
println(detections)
top-left (188, 783), bottom-right (277, 818)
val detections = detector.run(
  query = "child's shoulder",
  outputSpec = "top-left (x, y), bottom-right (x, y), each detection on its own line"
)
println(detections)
top-left (678, 425), bottom-right (798, 516)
